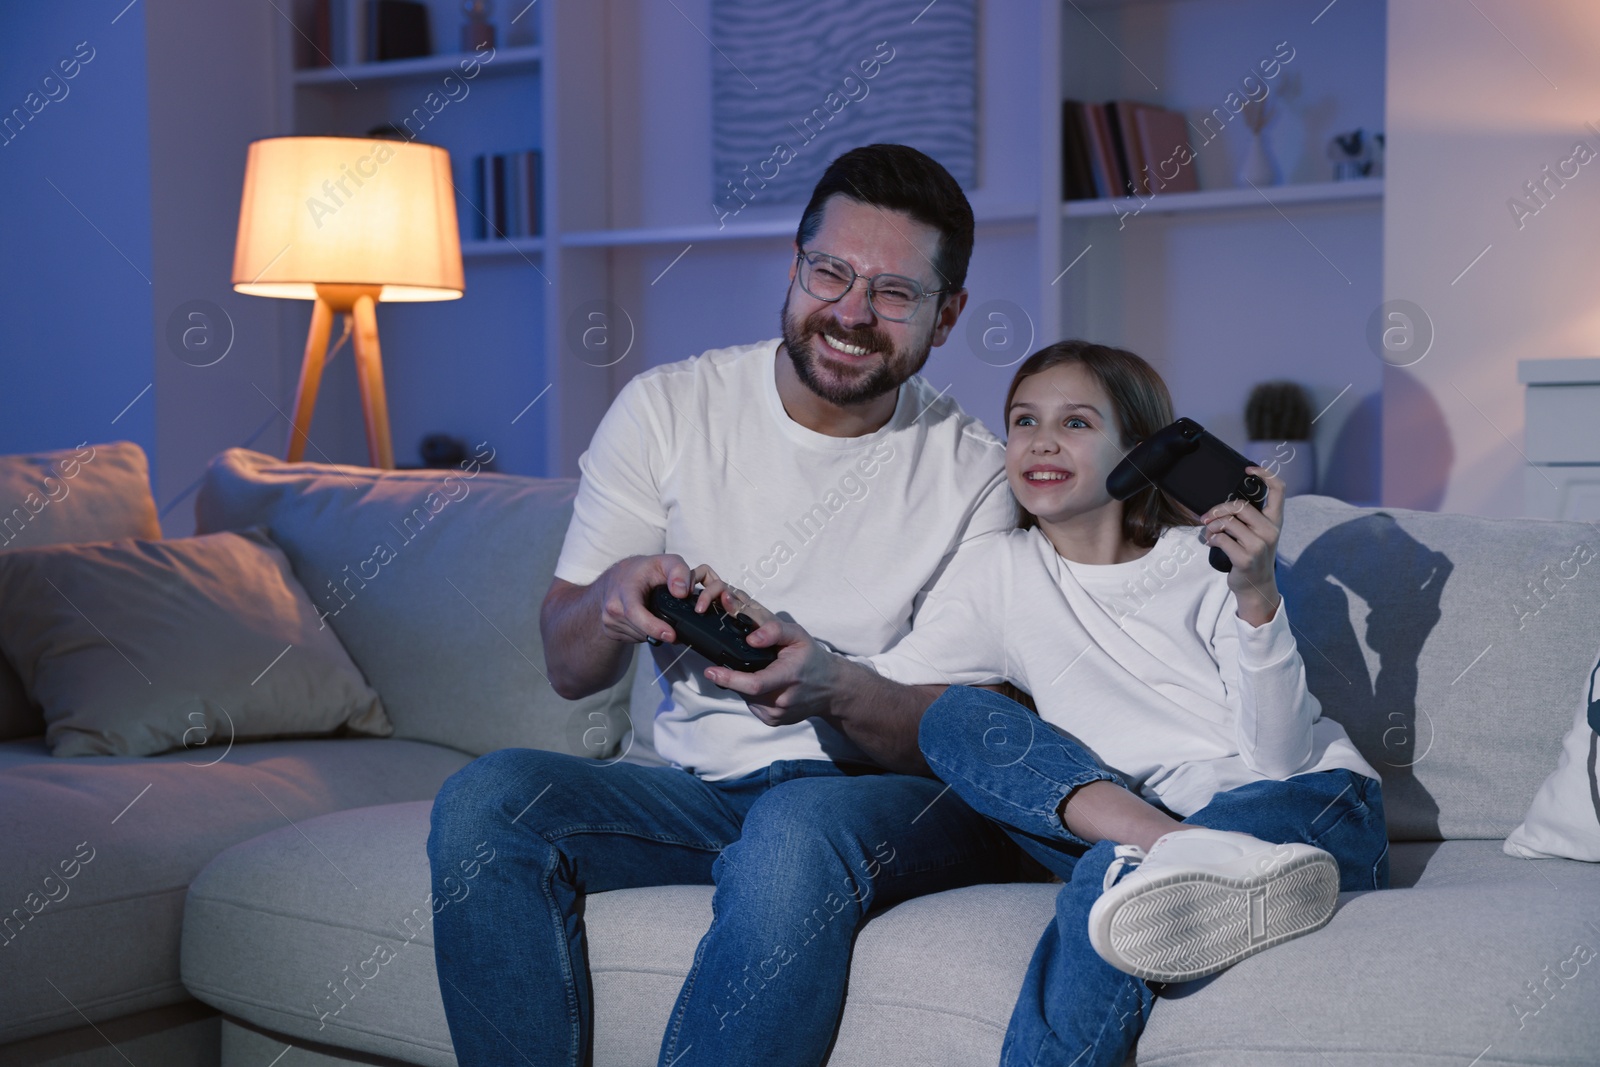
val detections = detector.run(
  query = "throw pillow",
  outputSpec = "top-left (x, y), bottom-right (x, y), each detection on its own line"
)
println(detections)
top-left (1504, 649), bottom-right (1600, 861)
top-left (194, 448), bottom-right (633, 760)
top-left (0, 527), bottom-right (391, 757)
top-left (0, 441), bottom-right (163, 741)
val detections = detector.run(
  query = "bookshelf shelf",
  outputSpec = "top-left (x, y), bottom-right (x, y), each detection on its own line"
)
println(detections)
top-left (461, 236), bottom-right (546, 258)
top-left (292, 45), bottom-right (542, 87)
top-left (560, 204), bottom-right (1040, 249)
top-left (1060, 178), bottom-right (1383, 219)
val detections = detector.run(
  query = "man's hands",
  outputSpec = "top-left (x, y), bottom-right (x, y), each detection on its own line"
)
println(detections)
top-left (1198, 465), bottom-right (1285, 628)
top-left (689, 567), bottom-right (842, 729)
top-left (594, 554), bottom-right (730, 647)
top-left (659, 565), bottom-right (948, 775)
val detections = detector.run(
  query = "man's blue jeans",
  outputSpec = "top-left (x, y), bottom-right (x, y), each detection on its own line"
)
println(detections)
top-left (427, 748), bottom-right (1021, 1067)
top-left (918, 686), bottom-right (1391, 1067)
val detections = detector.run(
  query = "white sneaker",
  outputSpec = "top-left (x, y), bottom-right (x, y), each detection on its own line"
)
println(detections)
top-left (1086, 828), bottom-right (1340, 983)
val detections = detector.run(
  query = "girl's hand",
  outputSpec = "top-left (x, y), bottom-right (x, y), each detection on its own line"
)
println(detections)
top-left (1199, 465), bottom-right (1284, 627)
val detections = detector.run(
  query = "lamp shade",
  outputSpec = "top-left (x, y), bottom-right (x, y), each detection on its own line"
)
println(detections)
top-left (231, 136), bottom-right (464, 302)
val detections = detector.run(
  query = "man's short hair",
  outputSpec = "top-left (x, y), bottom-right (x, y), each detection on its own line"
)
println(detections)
top-left (795, 144), bottom-right (975, 295)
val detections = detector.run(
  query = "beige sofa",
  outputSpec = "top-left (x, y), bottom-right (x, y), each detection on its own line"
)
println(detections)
top-left (2, 445), bottom-right (1596, 1066)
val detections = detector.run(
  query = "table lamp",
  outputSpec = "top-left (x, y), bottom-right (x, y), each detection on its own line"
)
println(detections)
top-left (231, 136), bottom-right (464, 468)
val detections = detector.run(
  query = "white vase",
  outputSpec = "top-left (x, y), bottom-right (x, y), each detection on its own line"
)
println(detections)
top-left (1238, 131), bottom-right (1279, 186)
top-left (1245, 439), bottom-right (1315, 497)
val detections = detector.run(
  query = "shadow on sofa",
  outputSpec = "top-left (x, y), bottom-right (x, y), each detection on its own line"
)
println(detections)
top-left (1280, 512), bottom-right (1451, 841)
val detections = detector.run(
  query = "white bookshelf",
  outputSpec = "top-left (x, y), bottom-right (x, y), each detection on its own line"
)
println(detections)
top-left (270, 0), bottom-right (1387, 505)
top-left (277, 1), bottom-right (576, 477)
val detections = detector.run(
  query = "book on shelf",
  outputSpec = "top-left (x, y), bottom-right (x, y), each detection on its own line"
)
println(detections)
top-left (330, 0), bottom-right (347, 66)
top-left (292, 0), bottom-right (333, 69)
top-left (470, 151), bottom-right (543, 241)
top-left (368, 0), bottom-right (431, 62)
top-left (1061, 102), bottom-right (1097, 201)
top-left (1063, 98), bottom-right (1198, 200)
top-left (1134, 106), bottom-right (1200, 194)
top-left (1082, 103), bottom-right (1120, 200)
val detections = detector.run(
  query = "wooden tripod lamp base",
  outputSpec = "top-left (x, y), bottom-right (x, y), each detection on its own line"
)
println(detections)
top-left (285, 283), bottom-right (395, 469)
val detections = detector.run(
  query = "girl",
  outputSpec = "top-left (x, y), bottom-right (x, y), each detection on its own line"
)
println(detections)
top-left (862, 340), bottom-right (1388, 1067)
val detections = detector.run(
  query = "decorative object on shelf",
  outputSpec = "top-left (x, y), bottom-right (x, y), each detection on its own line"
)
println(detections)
top-left (468, 150), bottom-right (542, 240)
top-left (1244, 380), bottom-right (1315, 497)
top-left (460, 0), bottom-right (495, 53)
top-left (1237, 98), bottom-right (1280, 186)
top-left (369, 0), bottom-right (431, 62)
top-left (1329, 128), bottom-right (1384, 181)
top-left (231, 136), bottom-right (465, 469)
top-left (403, 433), bottom-right (499, 472)
top-left (708, 0), bottom-right (974, 212)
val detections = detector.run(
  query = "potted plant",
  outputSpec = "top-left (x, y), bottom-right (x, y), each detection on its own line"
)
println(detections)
top-left (1244, 381), bottom-right (1315, 497)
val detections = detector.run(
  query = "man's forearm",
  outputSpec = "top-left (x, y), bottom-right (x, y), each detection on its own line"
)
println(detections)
top-left (815, 656), bottom-right (946, 776)
top-left (539, 579), bottom-right (636, 700)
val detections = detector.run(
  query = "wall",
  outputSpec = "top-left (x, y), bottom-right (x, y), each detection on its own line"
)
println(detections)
top-left (0, 0), bottom-right (285, 536)
top-left (0, 2), bottom-right (156, 467)
top-left (146, 0), bottom-right (287, 533)
top-left (1385, 0), bottom-right (1600, 515)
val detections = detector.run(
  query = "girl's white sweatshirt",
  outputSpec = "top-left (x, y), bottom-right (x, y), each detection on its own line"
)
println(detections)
top-left (866, 523), bottom-right (1377, 817)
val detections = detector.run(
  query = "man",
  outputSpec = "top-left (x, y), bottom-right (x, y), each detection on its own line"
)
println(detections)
top-left (428, 143), bottom-right (1021, 1067)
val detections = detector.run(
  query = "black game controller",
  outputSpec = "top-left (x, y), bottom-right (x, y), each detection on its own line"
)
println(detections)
top-left (645, 585), bottom-right (779, 673)
top-left (1105, 417), bottom-right (1268, 573)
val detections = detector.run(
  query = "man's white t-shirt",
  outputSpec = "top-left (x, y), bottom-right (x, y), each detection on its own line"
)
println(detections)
top-left (553, 338), bottom-right (1016, 780)
top-left (865, 524), bottom-right (1379, 817)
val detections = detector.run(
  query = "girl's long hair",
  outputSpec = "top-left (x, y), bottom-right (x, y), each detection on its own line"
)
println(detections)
top-left (1003, 340), bottom-right (1198, 547)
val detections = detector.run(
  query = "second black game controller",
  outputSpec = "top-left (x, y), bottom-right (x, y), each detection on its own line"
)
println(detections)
top-left (1106, 417), bottom-right (1268, 573)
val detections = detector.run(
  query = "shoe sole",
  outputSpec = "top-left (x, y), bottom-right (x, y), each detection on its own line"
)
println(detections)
top-left (1089, 852), bottom-right (1339, 983)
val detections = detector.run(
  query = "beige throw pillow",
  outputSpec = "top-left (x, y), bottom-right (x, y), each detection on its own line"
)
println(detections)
top-left (0, 441), bottom-right (163, 741)
top-left (0, 527), bottom-right (391, 757)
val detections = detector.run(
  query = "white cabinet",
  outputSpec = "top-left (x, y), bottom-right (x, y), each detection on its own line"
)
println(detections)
top-left (1520, 358), bottom-right (1600, 520)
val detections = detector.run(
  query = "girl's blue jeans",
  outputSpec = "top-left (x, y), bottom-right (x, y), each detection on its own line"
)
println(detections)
top-left (918, 685), bottom-right (1390, 1067)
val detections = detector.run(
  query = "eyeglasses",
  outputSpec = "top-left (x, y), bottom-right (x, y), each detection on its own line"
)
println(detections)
top-left (793, 249), bottom-right (948, 323)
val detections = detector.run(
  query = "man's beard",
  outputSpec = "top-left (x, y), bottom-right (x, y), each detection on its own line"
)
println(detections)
top-left (778, 293), bottom-right (934, 407)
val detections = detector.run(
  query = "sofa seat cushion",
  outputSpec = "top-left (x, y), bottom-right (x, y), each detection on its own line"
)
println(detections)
top-left (0, 737), bottom-right (471, 1045)
top-left (1139, 839), bottom-right (1600, 1066)
top-left (180, 800), bottom-right (1059, 1067)
top-left (181, 802), bottom-right (1600, 1067)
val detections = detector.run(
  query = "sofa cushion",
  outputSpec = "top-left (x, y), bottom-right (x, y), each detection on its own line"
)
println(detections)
top-left (0, 527), bottom-right (391, 757)
top-left (1137, 838), bottom-right (1600, 1065)
top-left (180, 803), bottom-right (1600, 1067)
top-left (195, 449), bottom-right (632, 760)
top-left (1278, 495), bottom-right (1600, 841)
top-left (0, 737), bottom-right (471, 1046)
top-left (180, 800), bottom-right (1056, 1067)
top-left (0, 441), bottom-right (162, 743)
